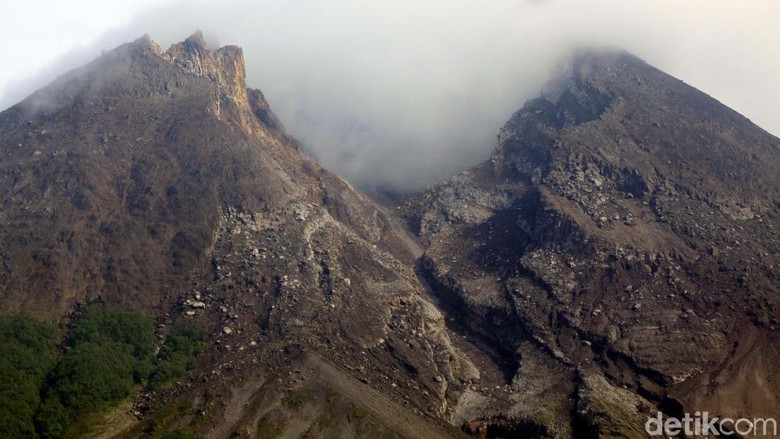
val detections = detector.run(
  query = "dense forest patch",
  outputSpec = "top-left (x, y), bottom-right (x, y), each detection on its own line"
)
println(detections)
top-left (0, 304), bottom-right (207, 438)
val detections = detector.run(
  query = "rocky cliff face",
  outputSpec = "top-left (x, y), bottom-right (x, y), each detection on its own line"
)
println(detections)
top-left (0, 35), bottom-right (777, 438)
top-left (0, 32), bottom-right (495, 438)
top-left (405, 50), bottom-right (780, 437)
top-left (0, 31), bottom-right (392, 318)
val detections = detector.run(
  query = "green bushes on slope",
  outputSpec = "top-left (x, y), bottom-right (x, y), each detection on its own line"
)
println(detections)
top-left (37, 304), bottom-right (156, 438)
top-left (0, 304), bottom-right (209, 438)
top-left (148, 322), bottom-right (208, 390)
top-left (65, 303), bottom-right (157, 382)
top-left (0, 314), bottom-right (57, 439)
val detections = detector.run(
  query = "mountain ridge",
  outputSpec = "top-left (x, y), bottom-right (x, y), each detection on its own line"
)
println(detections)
top-left (0, 33), bottom-right (778, 438)
top-left (0, 31), bottom-right (410, 319)
top-left (404, 47), bottom-right (780, 435)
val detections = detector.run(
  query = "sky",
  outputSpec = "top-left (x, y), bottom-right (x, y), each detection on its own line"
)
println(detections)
top-left (1, 0), bottom-right (779, 193)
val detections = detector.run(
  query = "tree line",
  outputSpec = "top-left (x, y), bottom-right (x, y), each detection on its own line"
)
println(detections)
top-left (0, 304), bottom-right (207, 439)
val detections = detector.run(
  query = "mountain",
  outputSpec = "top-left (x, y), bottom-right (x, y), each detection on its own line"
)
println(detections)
top-left (404, 50), bottom-right (780, 436)
top-left (0, 31), bottom-right (412, 318)
top-left (0, 32), bottom-right (469, 437)
top-left (0, 34), bottom-right (778, 438)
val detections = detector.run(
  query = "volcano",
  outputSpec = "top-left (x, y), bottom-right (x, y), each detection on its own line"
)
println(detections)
top-left (0, 34), bottom-right (778, 438)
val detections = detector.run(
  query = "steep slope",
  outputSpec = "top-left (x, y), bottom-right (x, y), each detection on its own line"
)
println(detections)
top-left (405, 50), bottom-right (780, 437)
top-left (0, 31), bottom-right (410, 318)
top-left (0, 33), bottom-right (479, 438)
top-left (3, 34), bottom-right (779, 438)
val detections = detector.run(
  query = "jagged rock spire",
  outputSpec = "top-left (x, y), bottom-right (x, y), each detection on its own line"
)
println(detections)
top-left (162, 31), bottom-right (249, 109)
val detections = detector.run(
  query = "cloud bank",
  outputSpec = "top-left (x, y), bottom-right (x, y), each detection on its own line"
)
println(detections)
top-left (2, 0), bottom-right (779, 193)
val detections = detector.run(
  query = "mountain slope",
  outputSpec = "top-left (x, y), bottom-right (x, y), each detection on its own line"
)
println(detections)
top-left (0, 32), bottom-right (410, 317)
top-left (405, 50), bottom-right (780, 436)
top-left (0, 33), bottom-right (476, 438)
top-left (1, 35), bottom-right (778, 438)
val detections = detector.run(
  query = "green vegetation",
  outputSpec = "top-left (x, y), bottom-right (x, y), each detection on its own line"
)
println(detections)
top-left (65, 303), bottom-right (157, 382)
top-left (148, 322), bottom-right (208, 390)
top-left (0, 305), bottom-right (209, 438)
top-left (37, 304), bottom-right (156, 438)
top-left (0, 314), bottom-right (58, 439)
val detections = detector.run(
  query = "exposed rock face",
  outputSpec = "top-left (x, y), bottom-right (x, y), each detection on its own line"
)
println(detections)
top-left (405, 50), bottom-right (780, 436)
top-left (1, 35), bottom-right (778, 438)
top-left (0, 33), bottom-right (487, 438)
top-left (0, 32), bottom-right (399, 318)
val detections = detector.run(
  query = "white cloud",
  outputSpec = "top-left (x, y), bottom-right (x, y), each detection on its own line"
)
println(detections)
top-left (1, 0), bottom-right (778, 192)
top-left (0, 0), bottom-right (175, 99)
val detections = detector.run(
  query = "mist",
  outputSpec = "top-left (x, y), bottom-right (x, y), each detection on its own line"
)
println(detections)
top-left (2, 0), bottom-right (779, 193)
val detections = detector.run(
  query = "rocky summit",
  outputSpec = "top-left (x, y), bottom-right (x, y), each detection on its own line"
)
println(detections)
top-left (404, 50), bottom-right (780, 436)
top-left (0, 35), bottom-right (778, 438)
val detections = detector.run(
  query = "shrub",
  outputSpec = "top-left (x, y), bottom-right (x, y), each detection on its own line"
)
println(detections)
top-left (48, 342), bottom-right (136, 415)
top-left (65, 303), bottom-right (156, 380)
top-left (37, 304), bottom-right (156, 438)
top-left (34, 396), bottom-right (69, 439)
top-left (0, 314), bottom-right (57, 439)
top-left (148, 322), bottom-right (208, 390)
